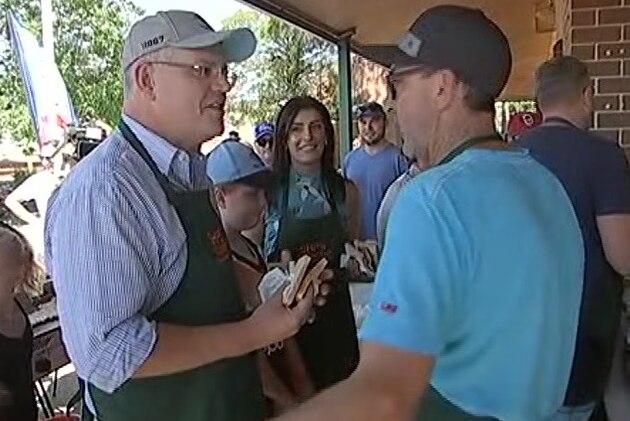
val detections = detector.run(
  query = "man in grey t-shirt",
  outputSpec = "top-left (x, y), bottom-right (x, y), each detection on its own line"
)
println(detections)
top-left (376, 162), bottom-right (422, 250)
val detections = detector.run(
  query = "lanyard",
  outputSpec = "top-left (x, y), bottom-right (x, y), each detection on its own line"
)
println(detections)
top-left (438, 133), bottom-right (503, 166)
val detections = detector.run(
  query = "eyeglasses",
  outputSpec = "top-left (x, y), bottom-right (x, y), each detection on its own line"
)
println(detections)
top-left (386, 65), bottom-right (433, 100)
top-left (148, 61), bottom-right (237, 89)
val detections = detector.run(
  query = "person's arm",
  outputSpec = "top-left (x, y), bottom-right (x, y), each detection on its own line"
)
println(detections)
top-left (4, 174), bottom-right (39, 225)
top-left (46, 180), bottom-right (314, 392)
top-left (345, 180), bottom-right (361, 240)
top-left (592, 146), bottom-right (630, 277)
top-left (277, 182), bottom-right (464, 420)
top-left (276, 342), bottom-right (434, 421)
top-left (597, 215), bottom-right (630, 277)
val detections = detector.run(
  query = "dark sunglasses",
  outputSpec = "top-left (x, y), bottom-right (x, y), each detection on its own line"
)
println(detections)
top-left (387, 65), bottom-right (434, 100)
top-left (255, 136), bottom-right (273, 148)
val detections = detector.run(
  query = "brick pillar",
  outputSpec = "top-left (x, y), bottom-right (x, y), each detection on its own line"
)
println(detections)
top-left (567, 0), bottom-right (630, 160)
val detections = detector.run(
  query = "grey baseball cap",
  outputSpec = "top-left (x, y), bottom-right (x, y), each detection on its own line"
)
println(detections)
top-left (122, 10), bottom-right (257, 69)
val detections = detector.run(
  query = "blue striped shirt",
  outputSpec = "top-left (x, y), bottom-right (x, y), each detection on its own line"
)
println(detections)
top-left (44, 115), bottom-right (210, 393)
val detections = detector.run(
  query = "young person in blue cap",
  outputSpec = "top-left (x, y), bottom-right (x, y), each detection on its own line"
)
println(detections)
top-left (207, 141), bottom-right (314, 416)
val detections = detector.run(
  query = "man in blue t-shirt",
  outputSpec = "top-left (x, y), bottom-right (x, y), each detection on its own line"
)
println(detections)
top-left (278, 6), bottom-right (584, 421)
top-left (518, 56), bottom-right (630, 421)
top-left (343, 102), bottom-right (409, 240)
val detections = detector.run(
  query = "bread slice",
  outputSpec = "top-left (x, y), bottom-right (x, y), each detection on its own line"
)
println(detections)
top-left (297, 257), bottom-right (328, 300)
top-left (282, 255), bottom-right (311, 306)
top-left (354, 240), bottom-right (378, 273)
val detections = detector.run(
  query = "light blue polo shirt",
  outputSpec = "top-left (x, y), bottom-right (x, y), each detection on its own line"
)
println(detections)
top-left (360, 148), bottom-right (583, 421)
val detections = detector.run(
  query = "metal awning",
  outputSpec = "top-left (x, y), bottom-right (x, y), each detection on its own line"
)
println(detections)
top-left (237, 0), bottom-right (556, 98)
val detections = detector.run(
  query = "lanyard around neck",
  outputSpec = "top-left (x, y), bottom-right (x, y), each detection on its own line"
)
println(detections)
top-left (438, 133), bottom-right (503, 166)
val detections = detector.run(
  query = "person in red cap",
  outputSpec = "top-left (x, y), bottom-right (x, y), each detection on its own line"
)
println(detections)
top-left (506, 110), bottom-right (543, 141)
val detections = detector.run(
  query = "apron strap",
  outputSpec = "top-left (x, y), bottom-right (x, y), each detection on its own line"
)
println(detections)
top-left (117, 120), bottom-right (176, 203)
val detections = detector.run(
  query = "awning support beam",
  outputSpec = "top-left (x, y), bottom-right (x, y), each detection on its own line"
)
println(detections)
top-left (337, 35), bottom-right (353, 164)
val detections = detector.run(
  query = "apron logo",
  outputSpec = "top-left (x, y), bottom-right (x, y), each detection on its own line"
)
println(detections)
top-left (298, 242), bottom-right (329, 263)
top-left (207, 228), bottom-right (231, 261)
top-left (380, 302), bottom-right (398, 314)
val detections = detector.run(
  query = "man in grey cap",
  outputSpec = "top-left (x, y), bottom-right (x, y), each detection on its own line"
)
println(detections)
top-left (278, 5), bottom-right (583, 421)
top-left (45, 10), bottom-right (317, 421)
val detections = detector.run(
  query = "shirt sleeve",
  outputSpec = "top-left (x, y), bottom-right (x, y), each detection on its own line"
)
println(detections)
top-left (592, 146), bottom-right (630, 216)
top-left (360, 185), bottom-right (467, 355)
top-left (45, 180), bottom-right (159, 393)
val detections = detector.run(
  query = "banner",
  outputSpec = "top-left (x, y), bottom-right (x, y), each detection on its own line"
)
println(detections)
top-left (7, 11), bottom-right (77, 156)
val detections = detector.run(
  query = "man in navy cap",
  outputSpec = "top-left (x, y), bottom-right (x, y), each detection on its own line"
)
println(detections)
top-left (253, 121), bottom-right (275, 166)
top-left (278, 5), bottom-right (584, 421)
top-left (343, 102), bottom-right (409, 241)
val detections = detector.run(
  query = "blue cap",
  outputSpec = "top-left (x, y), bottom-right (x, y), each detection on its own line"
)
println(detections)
top-left (207, 140), bottom-right (272, 186)
top-left (254, 122), bottom-right (274, 141)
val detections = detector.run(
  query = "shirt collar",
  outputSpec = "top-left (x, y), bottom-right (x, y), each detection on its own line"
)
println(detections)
top-left (121, 114), bottom-right (180, 177)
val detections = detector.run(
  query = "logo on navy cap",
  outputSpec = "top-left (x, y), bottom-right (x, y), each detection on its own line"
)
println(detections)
top-left (398, 32), bottom-right (422, 57)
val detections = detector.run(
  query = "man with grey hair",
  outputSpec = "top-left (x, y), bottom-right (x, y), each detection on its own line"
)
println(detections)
top-left (45, 10), bottom-right (320, 421)
top-left (518, 55), bottom-right (630, 421)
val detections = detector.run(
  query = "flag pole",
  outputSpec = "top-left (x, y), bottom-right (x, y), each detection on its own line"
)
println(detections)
top-left (40, 0), bottom-right (54, 63)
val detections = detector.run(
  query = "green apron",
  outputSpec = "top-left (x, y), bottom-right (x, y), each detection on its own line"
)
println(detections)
top-left (415, 133), bottom-right (505, 421)
top-left (274, 175), bottom-right (359, 390)
top-left (87, 122), bottom-right (265, 421)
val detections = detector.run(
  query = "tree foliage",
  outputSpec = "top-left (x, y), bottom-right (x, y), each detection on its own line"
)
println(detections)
top-left (0, 0), bottom-right (142, 148)
top-left (222, 10), bottom-right (338, 126)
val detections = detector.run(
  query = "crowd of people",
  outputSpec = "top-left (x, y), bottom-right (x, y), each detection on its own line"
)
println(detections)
top-left (1, 4), bottom-right (630, 421)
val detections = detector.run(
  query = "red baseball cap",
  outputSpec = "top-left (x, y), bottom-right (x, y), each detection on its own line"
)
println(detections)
top-left (507, 111), bottom-right (543, 138)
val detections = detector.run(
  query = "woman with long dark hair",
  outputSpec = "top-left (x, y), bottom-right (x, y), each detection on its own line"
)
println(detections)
top-left (264, 96), bottom-right (360, 391)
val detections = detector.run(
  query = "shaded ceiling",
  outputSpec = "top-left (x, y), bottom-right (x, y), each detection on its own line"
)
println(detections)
top-left (238, 0), bottom-right (556, 98)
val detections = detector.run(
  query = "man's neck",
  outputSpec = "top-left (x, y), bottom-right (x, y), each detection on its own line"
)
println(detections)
top-left (542, 109), bottom-right (588, 130)
top-left (123, 105), bottom-right (197, 153)
top-left (427, 114), bottom-right (500, 167)
top-left (363, 138), bottom-right (388, 155)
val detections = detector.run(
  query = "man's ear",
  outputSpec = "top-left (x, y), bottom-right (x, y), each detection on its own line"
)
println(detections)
top-left (582, 83), bottom-right (594, 112)
top-left (134, 62), bottom-right (156, 99)
top-left (433, 69), bottom-right (459, 112)
top-left (214, 187), bottom-right (227, 209)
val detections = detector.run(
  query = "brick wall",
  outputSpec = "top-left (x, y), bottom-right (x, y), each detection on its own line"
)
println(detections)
top-left (568, 0), bottom-right (630, 159)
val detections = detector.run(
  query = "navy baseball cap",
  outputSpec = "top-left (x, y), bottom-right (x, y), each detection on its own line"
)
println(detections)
top-left (207, 140), bottom-right (272, 187)
top-left (369, 5), bottom-right (512, 99)
top-left (254, 122), bottom-right (274, 141)
top-left (355, 102), bottom-right (385, 119)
